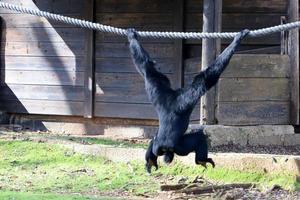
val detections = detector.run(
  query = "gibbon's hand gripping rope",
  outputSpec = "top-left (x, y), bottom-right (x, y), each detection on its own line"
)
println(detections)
top-left (0, 2), bottom-right (300, 39)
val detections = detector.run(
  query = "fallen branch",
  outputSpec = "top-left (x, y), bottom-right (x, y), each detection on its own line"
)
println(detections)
top-left (160, 184), bottom-right (189, 191)
top-left (177, 183), bottom-right (255, 194)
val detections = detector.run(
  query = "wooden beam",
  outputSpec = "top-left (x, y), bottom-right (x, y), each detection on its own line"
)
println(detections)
top-left (84, 0), bottom-right (95, 118)
top-left (214, 0), bottom-right (222, 56)
top-left (0, 17), bottom-right (3, 71)
top-left (200, 0), bottom-right (222, 125)
top-left (174, 0), bottom-right (184, 88)
top-left (288, 0), bottom-right (299, 125)
top-left (280, 16), bottom-right (288, 55)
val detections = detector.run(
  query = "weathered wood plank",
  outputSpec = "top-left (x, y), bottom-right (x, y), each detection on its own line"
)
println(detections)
top-left (0, 0), bottom-right (84, 14)
top-left (216, 102), bottom-right (290, 125)
top-left (186, 0), bottom-right (287, 13)
top-left (95, 43), bottom-right (174, 58)
top-left (237, 46), bottom-right (281, 54)
top-left (95, 58), bottom-right (174, 74)
top-left (173, 0), bottom-right (184, 88)
top-left (185, 13), bottom-right (283, 30)
top-left (94, 71), bottom-right (178, 105)
top-left (0, 84), bottom-right (84, 101)
top-left (1, 56), bottom-right (85, 72)
top-left (185, 34), bottom-right (281, 45)
top-left (94, 102), bottom-right (157, 119)
top-left (34, 0), bottom-right (85, 14)
top-left (96, 81), bottom-right (204, 104)
top-left (95, 87), bottom-right (149, 103)
top-left (3, 28), bottom-right (85, 42)
top-left (0, 82), bottom-right (180, 114)
top-left (1, 70), bottom-right (84, 86)
top-left (1, 14), bottom-right (82, 28)
top-left (95, 73), bottom-right (173, 89)
top-left (214, 0), bottom-right (222, 55)
top-left (96, 32), bottom-right (173, 43)
top-left (217, 78), bottom-right (290, 101)
top-left (184, 58), bottom-right (201, 74)
top-left (222, 55), bottom-right (290, 77)
top-left (96, 73), bottom-right (144, 89)
top-left (1, 41), bottom-right (85, 57)
top-left (186, 45), bottom-right (281, 58)
top-left (95, 73), bottom-right (176, 91)
top-left (96, 13), bottom-right (173, 28)
top-left (184, 55), bottom-right (290, 78)
top-left (96, 0), bottom-right (173, 13)
top-left (0, 99), bottom-right (83, 116)
top-left (94, 102), bottom-right (200, 120)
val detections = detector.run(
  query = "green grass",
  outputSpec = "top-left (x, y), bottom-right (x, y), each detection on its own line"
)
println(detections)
top-left (158, 162), bottom-right (299, 191)
top-left (0, 140), bottom-right (298, 199)
top-left (0, 191), bottom-right (117, 200)
top-left (0, 140), bottom-right (157, 196)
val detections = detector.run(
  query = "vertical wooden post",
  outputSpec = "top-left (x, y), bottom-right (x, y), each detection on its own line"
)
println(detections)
top-left (214, 0), bottom-right (222, 56)
top-left (84, 0), bottom-right (95, 118)
top-left (174, 0), bottom-right (184, 88)
top-left (280, 16), bottom-right (288, 55)
top-left (200, 0), bottom-right (222, 125)
top-left (288, 0), bottom-right (299, 125)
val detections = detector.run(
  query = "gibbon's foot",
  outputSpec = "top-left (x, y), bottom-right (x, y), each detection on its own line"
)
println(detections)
top-left (145, 158), bottom-right (158, 174)
top-left (196, 158), bottom-right (215, 168)
top-left (163, 151), bottom-right (175, 164)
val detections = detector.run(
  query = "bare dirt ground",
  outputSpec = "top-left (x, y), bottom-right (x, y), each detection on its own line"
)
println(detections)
top-left (154, 187), bottom-right (300, 200)
top-left (70, 181), bottom-right (300, 200)
top-left (83, 182), bottom-right (300, 200)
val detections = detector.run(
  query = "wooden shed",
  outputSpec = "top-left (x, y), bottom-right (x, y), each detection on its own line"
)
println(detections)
top-left (0, 0), bottom-right (299, 130)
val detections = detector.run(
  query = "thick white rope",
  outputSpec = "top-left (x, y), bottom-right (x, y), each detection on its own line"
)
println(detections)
top-left (0, 2), bottom-right (299, 39)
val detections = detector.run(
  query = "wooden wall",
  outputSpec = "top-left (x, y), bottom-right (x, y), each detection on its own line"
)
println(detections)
top-left (183, 0), bottom-right (291, 125)
top-left (184, 0), bottom-right (287, 57)
top-left (93, 0), bottom-right (199, 120)
top-left (94, 0), bottom-right (173, 119)
top-left (0, 0), bottom-right (87, 116)
top-left (0, 0), bottom-right (293, 125)
top-left (185, 55), bottom-right (291, 125)
top-left (217, 55), bottom-right (290, 125)
top-left (0, 0), bottom-right (200, 121)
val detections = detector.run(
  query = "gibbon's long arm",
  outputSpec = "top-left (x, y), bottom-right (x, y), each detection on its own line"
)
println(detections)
top-left (176, 29), bottom-right (250, 112)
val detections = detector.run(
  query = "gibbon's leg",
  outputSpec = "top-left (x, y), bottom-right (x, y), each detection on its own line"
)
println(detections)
top-left (174, 131), bottom-right (215, 168)
top-left (145, 139), bottom-right (158, 174)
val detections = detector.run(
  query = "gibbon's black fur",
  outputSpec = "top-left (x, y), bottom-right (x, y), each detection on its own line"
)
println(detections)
top-left (127, 29), bottom-right (249, 173)
top-left (145, 128), bottom-right (214, 173)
